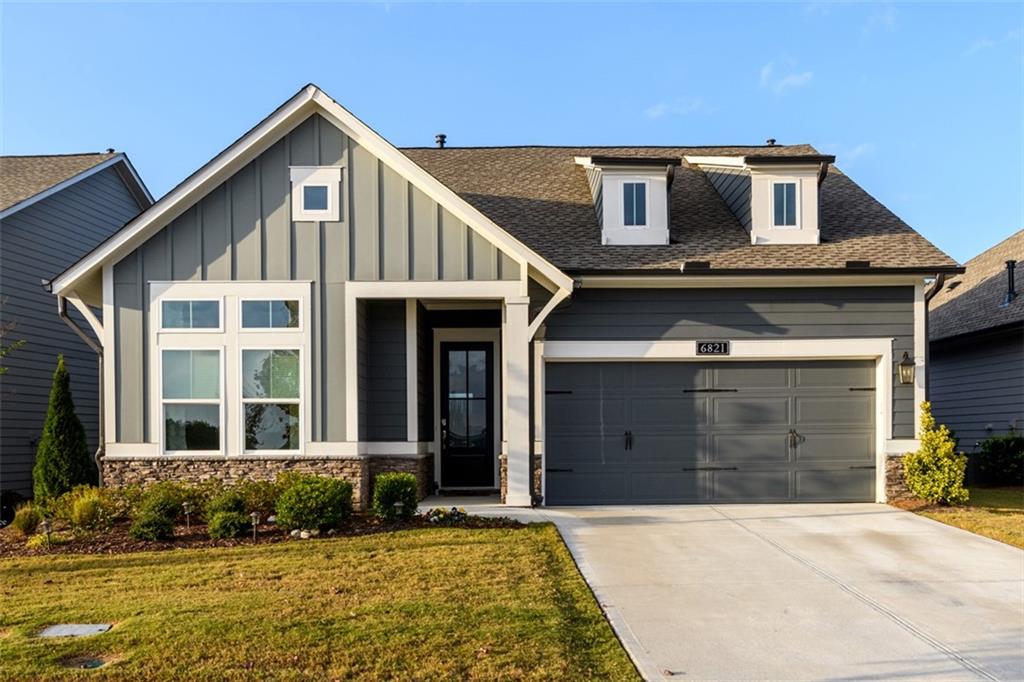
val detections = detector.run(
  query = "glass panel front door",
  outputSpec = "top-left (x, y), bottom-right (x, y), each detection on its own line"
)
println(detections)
top-left (441, 343), bottom-right (494, 487)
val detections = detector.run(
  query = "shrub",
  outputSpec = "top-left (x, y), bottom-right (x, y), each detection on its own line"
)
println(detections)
top-left (26, 532), bottom-right (70, 550)
top-left (70, 490), bottom-right (108, 530)
top-left (973, 433), bottom-right (1024, 487)
top-left (129, 510), bottom-right (174, 541)
top-left (274, 476), bottom-right (352, 531)
top-left (205, 488), bottom-right (246, 519)
top-left (32, 355), bottom-right (97, 501)
top-left (11, 504), bottom-right (42, 536)
top-left (207, 511), bottom-right (251, 539)
top-left (137, 483), bottom-right (187, 521)
top-left (235, 479), bottom-right (280, 518)
top-left (903, 402), bottom-right (968, 505)
top-left (372, 472), bottom-right (419, 522)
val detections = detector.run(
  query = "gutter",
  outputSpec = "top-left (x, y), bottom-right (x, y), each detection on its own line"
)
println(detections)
top-left (56, 295), bottom-right (105, 484)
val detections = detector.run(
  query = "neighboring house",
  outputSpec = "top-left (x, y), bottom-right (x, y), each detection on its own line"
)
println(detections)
top-left (47, 84), bottom-right (960, 508)
top-left (0, 153), bottom-right (152, 496)
top-left (928, 230), bottom-right (1023, 450)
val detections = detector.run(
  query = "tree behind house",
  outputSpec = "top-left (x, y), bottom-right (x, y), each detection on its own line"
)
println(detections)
top-left (33, 355), bottom-right (96, 500)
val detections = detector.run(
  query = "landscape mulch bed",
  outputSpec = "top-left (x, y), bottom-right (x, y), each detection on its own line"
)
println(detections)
top-left (0, 514), bottom-right (524, 559)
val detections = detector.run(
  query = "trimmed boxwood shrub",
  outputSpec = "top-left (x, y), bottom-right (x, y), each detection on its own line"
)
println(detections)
top-left (207, 511), bottom-right (251, 539)
top-left (235, 479), bottom-right (280, 518)
top-left (129, 510), bottom-right (174, 541)
top-left (274, 476), bottom-right (352, 531)
top-left (11, 504), bottom-right (42, 536)
top-left (372, 472), bottom-right (419, 522)
top-left (205, 488), bottom-right (246, 520)
top-left (903, 402), bottom-right (968, 505)
top-left (972, 433), bottom-right (1024, 487)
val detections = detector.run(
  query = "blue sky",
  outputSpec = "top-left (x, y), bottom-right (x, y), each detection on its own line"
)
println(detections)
top-left (2, 2), bottom-right (1021, 263)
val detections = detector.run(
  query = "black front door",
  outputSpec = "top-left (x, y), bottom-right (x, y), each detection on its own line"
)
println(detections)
top-left (440, 342), bottom-right (494, 488)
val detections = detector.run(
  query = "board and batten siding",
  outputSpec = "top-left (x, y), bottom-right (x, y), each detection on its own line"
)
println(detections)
top-left (112, 114), bottom-right (520, 446)
top-left (1, 166), bottom-right (145, 494)
top-left (930, 326), bottom-right (1024, 449)
top-left (543, 286), bottom-right (917, 438)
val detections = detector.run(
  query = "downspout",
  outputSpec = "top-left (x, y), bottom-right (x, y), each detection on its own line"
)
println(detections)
top-left (56, 295), bottom-right (105, 485)
top-left (922, 274), bottom-right (946, 403)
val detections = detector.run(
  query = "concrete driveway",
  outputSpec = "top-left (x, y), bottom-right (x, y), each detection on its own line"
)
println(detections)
top-left (542, 504), bottom-right (1024, 681)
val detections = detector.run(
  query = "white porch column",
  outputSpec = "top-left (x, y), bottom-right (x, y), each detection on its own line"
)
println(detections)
top-left (503, 298), bottom-right (531, 506)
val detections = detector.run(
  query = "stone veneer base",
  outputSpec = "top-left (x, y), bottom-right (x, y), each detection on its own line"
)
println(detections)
top-left (102, 454), bottom-right (434, 511)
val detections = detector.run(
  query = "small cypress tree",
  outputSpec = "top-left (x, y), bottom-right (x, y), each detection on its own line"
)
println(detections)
top-left (903, 401), bottom-right (968, 505)
top-left (33, 355), bottom-right (96, 500)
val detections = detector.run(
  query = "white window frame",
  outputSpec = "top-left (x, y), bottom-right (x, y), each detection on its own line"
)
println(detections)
top-left (290, 166), bottom-right (342, 222)
top-left (158, 298), bottom-right (224, 333)
top-left (239, 344), bottom-right (305, 455)
top-left (621, 179), bottom-right (649, 228)
top-left (150, 281), bottom-right (313, 458)
top-left (771, 181), bottom-right (800, 229)
top-left (239, 298), bottom-right (303, 332)
top-left (158, 347), bottom-right (225, 456)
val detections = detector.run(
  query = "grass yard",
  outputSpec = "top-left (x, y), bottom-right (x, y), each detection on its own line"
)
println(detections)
top-left (914, 487), bottom-right (1024, 549)
top-left (0, 524), bottom-right (639, 681)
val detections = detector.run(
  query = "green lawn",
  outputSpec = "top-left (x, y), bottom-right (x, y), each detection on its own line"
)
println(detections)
top-left (0, 524), bottom-right (638, 681)
top-left (916, 487), bottom-right (1024, 549)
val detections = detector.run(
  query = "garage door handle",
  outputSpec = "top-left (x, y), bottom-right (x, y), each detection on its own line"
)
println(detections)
top-left (546, 468), bottom-right (574, 473)
top-left (848, 465), bottom-right (876, 470)
top-left (682, 388), bottom-right (739, 393)
top-left (682, 466), bottom-right (738, 471)
top-left (624, 430), bottom-right (633, 450)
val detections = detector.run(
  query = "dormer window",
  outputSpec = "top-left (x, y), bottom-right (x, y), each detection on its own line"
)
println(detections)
top-left (772, 182), bottom-right (798, 228)
top-left (623, 182), bottom-right (647, 227)
top-left (290, 166), bottom-right (342, 221)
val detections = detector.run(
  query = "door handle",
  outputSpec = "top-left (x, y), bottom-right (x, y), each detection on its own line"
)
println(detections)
top-left (624, 430), bottom-right (633, 450)
top-left (788, 430), bottom-right (806, 448)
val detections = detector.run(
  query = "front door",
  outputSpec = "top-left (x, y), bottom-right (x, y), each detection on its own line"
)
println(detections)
top-left (440, 342), bottom-right (494, 488)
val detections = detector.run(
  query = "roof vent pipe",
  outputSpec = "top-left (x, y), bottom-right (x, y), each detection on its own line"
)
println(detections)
top-left (766, 138), bottom-right (776, 146)
top-left (1003, 260), bottom-right (1017, 306)
top-left (435, 133), bottom-right (446, 149)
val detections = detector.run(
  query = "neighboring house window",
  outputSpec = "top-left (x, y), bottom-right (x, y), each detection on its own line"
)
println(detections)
top-left (623, 181), bottom-right (647, 227)
top-left (241, 300), bottom-right (300, 329)
top-left (162, 349), bottom-right (222, 452)
top-left (773, 182), bottom-right (798, 227)
top-left (161, 300), bottom-right (221, 330)
top-left (242, 349), bottom-right (301, 451)
top-left (290, 166), bottom-right (342, 221)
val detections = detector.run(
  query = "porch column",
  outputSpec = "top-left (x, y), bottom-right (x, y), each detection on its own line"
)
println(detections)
top-left (503, 298), bottom-right (531, 506)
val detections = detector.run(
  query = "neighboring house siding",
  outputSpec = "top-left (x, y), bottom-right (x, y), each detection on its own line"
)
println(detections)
top-left (0, 166), bottom-right (143, 495)
top-left (357, 300), bottom-right (407, 441)
top-left (544, 286), bottom-right (917, 438)
top-left (930, 326), bottom-right (1024, 449)
top-left (584, 167), bottom-right (603, 229)
top-left (112, 113), bottom-right (521, 445)
top-left (703, 167), bottom-right (752, 232)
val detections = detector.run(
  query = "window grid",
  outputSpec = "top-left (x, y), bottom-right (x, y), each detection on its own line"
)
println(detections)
top-left (161, 349), bottom-right (222, 453)
top-left (241, 348), bottom-right (302, 452)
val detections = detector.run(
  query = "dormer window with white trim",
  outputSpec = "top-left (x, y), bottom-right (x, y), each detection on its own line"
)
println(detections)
top-left (772, 181), bottom-right (798, 228)
top-left (623, 181), bottom-right (648, 227)
top-left (290, 166), bottom-right (342, 222)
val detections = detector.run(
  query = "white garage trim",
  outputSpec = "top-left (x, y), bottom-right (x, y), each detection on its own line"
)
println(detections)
top-left (535, 338), bottom-right (895, 503)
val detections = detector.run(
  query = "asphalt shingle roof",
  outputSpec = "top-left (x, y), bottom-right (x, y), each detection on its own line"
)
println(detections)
top-left (403, 144), bottom-right (959, 274)
top-left (0, 152), bottom-right (116, 213)
top-left (929, 229), bottom-right (1024, 341)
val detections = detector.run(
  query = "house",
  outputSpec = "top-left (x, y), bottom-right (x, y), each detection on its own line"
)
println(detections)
top-left (46, 84), bottom-right (961, 508)
top-left (928, 230), bottom-right (1023, 450)
top-left (1, 152), bottom-right (152, 496)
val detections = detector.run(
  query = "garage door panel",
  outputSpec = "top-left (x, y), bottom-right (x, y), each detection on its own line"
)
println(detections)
top-left (712, 470), bottom-right (790, 501)
top-left (545, 435), bottom-right (627, 467)
top-left (631, 396), bottom-right (708, 426)
top-left (546, 396), bottom-right (626, 429)
top-left (629, 472), bottom-right (703, 502)
top-left (796, 396), bottom-right (873, 425)
top-left (547, 472), bottom-right (628, 505)
top-left (631, 433), bottom-right (707, 466)
top-left (714, 396), bottom-right (789, 426)
top-left (796, 469), bottom-right (874, 501)
top-left (547, 363), bottom-right (627, 390)
top-left (797, 432), bottom-right (874, 463)
top-left (631, 363), bottom-right (707, 390)
top-left (795, 362), bottom-right (874, 388)
top-left (713, 433), bottom-right (790, 463)
top-left (713, 365), bottom-right (788, 389)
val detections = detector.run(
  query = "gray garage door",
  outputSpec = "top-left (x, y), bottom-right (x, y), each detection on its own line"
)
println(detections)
top-left (545, 361), bottom-right (876, 505)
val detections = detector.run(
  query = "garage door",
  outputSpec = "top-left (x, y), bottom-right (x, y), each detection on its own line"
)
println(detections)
top-left (544, 361), bottom-right (876, 505)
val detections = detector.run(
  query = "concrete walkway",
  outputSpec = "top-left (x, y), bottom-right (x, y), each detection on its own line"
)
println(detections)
top-left (422, 498), bottom-right (1024, 681)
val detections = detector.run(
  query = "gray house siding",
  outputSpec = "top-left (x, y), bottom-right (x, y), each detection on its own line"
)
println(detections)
top-left (930, 326), bottom-right (1024, 449)
top-left (112, 113), bottom-right (519, 445)
top-left (358, 300), bottom-right (407, 441)
top-left (0, 166), bottom-right (144, 495)
top-left (543, 286), bottom-right (917, 438)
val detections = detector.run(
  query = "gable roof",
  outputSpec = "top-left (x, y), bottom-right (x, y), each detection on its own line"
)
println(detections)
top-left (49, 85), bottom-right (573, 298)
top-left (1, 152), bottom-right (151, 216)
top-left (403, 146), bottom-right (960, 274)
top-left (929, 229), bottom-right (1024, 341)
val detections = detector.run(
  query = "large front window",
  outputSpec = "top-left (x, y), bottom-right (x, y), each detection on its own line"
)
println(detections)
top-left (162, 349), bottom-right (221, 452)
top-left (242, 349), bottom-right (301, 451)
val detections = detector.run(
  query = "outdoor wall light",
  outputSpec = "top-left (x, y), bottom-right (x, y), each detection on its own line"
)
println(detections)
top-left (898, 352), bottom-right (916, 385)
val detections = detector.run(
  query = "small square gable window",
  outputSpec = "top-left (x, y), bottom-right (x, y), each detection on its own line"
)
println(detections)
top-left (290, 166), bottom-right (342, 221)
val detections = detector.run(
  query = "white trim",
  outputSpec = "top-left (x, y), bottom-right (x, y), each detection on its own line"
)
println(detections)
top-left (102, 265), bottom-right (116, 442)
top-left (289, 166), bottom-right (342, 222)
top-left (528, 287), bottom-right (570, 338)
top-left (406, 300), bottom-right (418, 443)
top-left (586, 274), bottom-right (930, 288)
top-left (913, 280), bottom-right (926, 433)
top-left (503, 300), bottom-right (532, 506)
top-left (0, 154), bottom-right (152, 221)
top-left (885, 439), bottom-right (920, 455)
top-left (432, 328), bottom-right (502, 490)
top-left (51, 85), bottom-right (572, 297)
top-left (537, 337), bottom-right (894, 503)
top-left (682, 155), bottom-right (748, 169)
top-left (65, 290), bottom-right (104, 339)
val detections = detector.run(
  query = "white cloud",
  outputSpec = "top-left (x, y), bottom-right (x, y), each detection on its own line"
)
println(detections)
top-left (644, 97), bottom-right (713, 119)
top-left (965, 29), bottom-right (1020, 56)
top-left (759, 62), bottom-right (813, 95)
